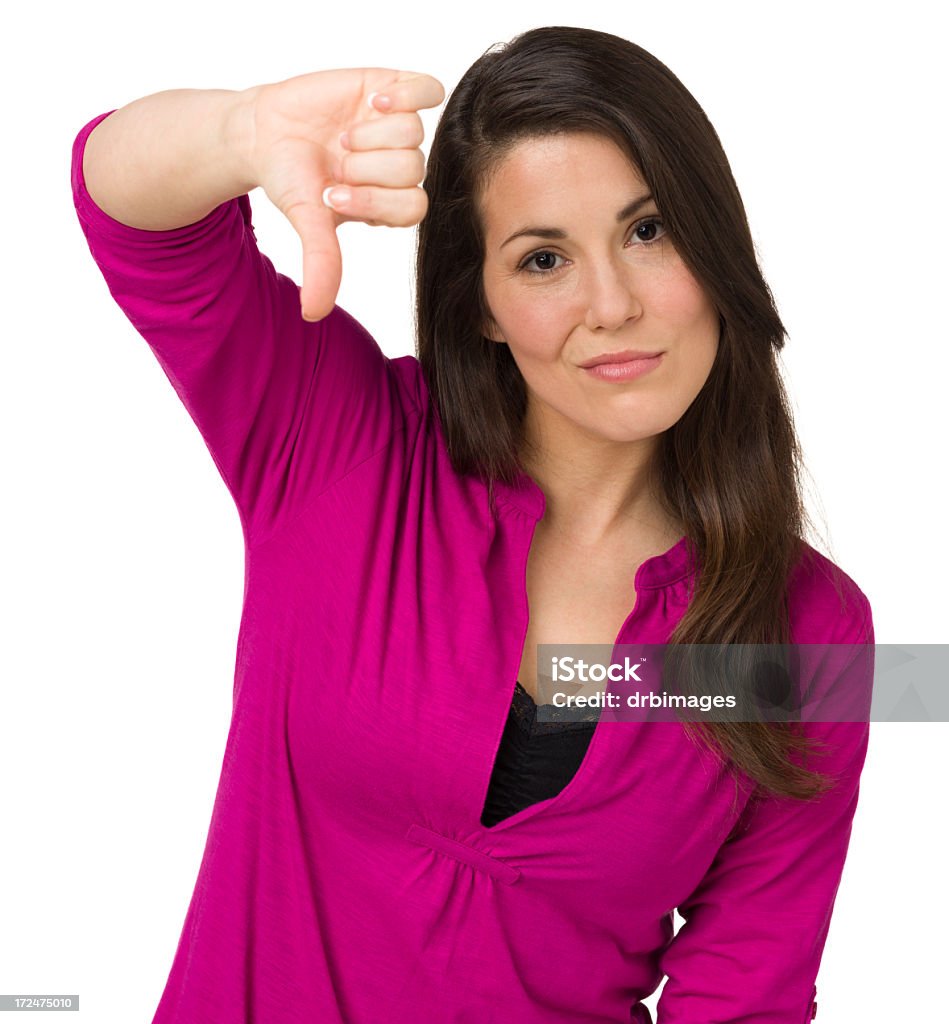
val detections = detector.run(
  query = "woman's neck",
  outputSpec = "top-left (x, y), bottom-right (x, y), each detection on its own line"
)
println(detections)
top-left (520, 441), bottom-right (681, 550)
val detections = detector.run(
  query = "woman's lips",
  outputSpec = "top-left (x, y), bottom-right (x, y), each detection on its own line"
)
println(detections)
top-left (582, 353), bottom-right (664, 381)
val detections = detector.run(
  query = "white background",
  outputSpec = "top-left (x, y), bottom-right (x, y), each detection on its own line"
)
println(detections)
top-left (2, 1), bottom-right (946, 1021)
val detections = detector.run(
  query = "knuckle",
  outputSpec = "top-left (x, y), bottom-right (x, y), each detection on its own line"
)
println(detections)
top-left (410, 150), bottom-right (426, 184)
top-left (397, 188), bottom-right (427, 226)
top-left (388, 196), bottom-right (414, 228)
top-left (393, 150), bottom-right (424, 186)
top-left (401, 114), bottom-right (424, 147)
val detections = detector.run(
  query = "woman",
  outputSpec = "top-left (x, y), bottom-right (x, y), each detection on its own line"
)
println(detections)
top-left (72, 25), bottom-right (873, 1024)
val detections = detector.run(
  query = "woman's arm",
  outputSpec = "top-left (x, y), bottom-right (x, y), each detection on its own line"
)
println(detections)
top-left (655, 602), bottom-right (875, 1023)
top-left (81, 88), bottom-right (257, 231)
top-left (72, 71), bottom-right (441, 547)
top-left (82, 70), bottom-right (442, 320)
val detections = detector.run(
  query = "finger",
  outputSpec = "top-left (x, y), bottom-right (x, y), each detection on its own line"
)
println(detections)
top-left (343, 111), bottom-right (424, 152)
top-left (369, 72), bottom-right (445, 114)
top-left (322, 184), bottom-right (428, 228)
top-left (282, 200), bottom-right (343, 322)
top-left (339, 149), bottom-right (425, 189)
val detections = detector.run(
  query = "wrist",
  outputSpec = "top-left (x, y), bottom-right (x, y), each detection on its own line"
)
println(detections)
top-left (223, 84), bottom-right (265, 195)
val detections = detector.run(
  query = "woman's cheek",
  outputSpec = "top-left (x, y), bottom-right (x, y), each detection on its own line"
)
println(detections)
top-left (663, 267), bottom-right (715, 327)
top-left (500, 315), bottom-right (543, 360)
top-left (519, 297), bottom-right (572, 357)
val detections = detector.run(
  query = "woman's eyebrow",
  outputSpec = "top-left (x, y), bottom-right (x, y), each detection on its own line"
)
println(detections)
top-left (499, 193), bottom-right (655, 249)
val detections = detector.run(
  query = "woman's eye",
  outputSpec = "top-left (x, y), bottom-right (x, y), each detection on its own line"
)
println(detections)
top-left (630, 217), bottom-right (666, 244)
top-left (517, 219), bottom-right (665, 275)
top-left (520, 251), bottom-right (564, 274)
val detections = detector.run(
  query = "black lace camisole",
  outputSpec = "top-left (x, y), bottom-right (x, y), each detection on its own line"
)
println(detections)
top-left (480, 680), bottom-right (600, 828)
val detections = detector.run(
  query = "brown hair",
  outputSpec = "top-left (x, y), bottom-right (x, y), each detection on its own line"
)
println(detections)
top-left (415, 25), bottom-right (846, 801)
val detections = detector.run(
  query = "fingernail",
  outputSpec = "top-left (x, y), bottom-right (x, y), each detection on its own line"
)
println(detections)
top-left (322, 186), bottom-right (351, 209)
top-left (367, 91), bottom-right (391, 111)
top-left (338, 130), bottom-right (350, 149)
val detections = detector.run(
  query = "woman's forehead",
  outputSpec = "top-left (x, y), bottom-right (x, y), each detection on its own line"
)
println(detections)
top-left (478, 134), bottom-right (651, 232)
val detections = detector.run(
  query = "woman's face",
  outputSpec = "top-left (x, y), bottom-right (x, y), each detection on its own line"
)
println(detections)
top-left (480, 132), bottom-right (720, 450)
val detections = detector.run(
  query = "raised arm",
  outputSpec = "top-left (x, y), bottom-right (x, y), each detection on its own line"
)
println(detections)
top-left (81, 70), bottom-right (444, 319)
top-left (80, 88), bottom-right (257, 232)
top-left (73, 70), bottom-right (443, 546)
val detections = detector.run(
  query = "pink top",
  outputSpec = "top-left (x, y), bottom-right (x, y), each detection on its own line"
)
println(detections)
top-left (72, 109), bottom-right (874, 1024)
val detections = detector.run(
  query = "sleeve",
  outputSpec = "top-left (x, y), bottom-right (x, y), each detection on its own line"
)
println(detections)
top-left (71, 110), bottom-right (412, 549)
top-left (655, 606), bottom-right (875, 1024)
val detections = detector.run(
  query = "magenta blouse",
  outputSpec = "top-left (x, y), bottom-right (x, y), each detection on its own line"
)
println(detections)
top-left (72, 109), bottom-right (874, 1024)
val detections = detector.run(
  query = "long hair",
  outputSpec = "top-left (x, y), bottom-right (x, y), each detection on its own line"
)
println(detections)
top-left (415, 25), bottom-right (844, 801)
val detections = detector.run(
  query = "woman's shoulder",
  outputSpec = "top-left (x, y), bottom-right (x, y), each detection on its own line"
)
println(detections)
top-left (386, 351), bottom-right (428, 418)
top-left (786, 539), bottom-right (873, 644)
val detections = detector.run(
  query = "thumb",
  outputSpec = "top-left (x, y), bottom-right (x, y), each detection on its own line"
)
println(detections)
top-left (284, 200), bottom-right (342, 322)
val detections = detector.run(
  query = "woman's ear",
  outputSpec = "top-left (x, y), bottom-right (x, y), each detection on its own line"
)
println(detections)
top-left (482, 316), bottom-right (505, 344)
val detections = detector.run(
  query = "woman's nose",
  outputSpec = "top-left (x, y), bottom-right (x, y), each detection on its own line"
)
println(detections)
top-left (582, 258), bottom-right (642, 332)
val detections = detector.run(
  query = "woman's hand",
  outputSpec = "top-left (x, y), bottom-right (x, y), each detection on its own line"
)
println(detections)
top-left (239, 69), bottom-right (445, 322)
